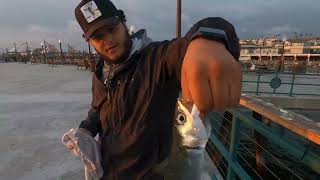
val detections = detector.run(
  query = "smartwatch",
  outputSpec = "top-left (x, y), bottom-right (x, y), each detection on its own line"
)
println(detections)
top-left (190, 27), bottom-right (230, 50)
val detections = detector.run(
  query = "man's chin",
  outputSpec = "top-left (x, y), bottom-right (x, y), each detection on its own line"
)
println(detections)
top-left (109, 55), bottom-right (122, 62)
top-left (100, 48), bottom-right (129, 63)
top-left (101, 54), bottom-right (121, 63)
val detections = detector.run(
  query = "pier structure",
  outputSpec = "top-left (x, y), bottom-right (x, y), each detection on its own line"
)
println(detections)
top-left (239, 53), bottom-right (320, 74)
top-left (1, 50), bottom-right (320, 180)
top-left (1, 42), bottom-right (97, 72)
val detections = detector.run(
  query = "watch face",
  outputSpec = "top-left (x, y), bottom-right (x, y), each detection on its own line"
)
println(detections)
top-left (192, 27), bottom-right (230, 50)
top-left (198, 27), bottom-right (226, 35)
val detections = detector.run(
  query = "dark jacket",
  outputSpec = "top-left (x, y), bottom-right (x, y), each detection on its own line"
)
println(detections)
top-left (79, 17), bottom-right (240, 180)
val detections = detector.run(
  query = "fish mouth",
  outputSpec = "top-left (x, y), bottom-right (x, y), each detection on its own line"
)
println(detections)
top-left (181, 136), bottom-right (208, 149)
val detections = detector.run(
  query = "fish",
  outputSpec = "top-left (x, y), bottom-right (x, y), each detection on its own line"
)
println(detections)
top-left (156, 98), bottom-right (213, 180)
top-left (174, 98), bottom-right (211, 149)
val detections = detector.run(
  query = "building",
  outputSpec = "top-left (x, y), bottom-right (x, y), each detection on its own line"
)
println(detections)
top-left (286, 38), bottom-right (320, 54)
top-left (240, 45), bottom-right (282, 56)
top-left (240, 37), bottom-right (320, 56)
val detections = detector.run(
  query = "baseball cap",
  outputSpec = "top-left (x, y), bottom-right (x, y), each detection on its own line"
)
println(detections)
top-left (75, 0), bottom-right (122, 41)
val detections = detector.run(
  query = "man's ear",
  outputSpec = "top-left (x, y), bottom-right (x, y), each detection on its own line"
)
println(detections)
top-left (122, 22), bottom-right (129, 34)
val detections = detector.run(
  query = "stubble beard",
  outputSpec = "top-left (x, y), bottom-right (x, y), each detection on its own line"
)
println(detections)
top-left (101, 33), bottom-right (132, 64)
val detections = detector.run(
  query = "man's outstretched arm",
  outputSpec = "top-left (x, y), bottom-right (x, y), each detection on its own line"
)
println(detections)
top-left (154, 17), bottom-right (241, 114)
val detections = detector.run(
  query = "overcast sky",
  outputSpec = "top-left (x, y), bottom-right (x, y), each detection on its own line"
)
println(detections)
top-left (0, 0), bottom-right (319, 52)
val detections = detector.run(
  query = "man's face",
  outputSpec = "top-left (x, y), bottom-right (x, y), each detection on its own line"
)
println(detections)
top-left (89, 22), bottom-right (131, 62)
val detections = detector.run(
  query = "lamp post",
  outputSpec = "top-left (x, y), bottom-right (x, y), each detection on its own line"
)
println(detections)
top-left (25, 41), bottom-right (29, 63)
top-left (59, 40), bottom-right (64, 62)
top-left (41, 42), bottom-right (45, 63)
top-left (88, 42), bottom-right (91, 64)
top-left (0, 48), bottom-right (4, 55)
top-left (14, 42), bottom-right (18, 62)
top-left (5, 48), bottom-right (9, 62)
top-left (0, 48), bottom-right (4, 61)
top-left (43, 40), bottom-right (47, 63)
top-left (88, 42), bottom-right (91, 56)
top-left (129, 25), bottom-right (136, 35)
top-left (176, 0), bottom-right (181, 38)
top-left (281, 37), bottom-right (287, 72)
top-left (88, 42), bottom-right (95, 72)
top-left (259, 46), bottom-right (262, 61)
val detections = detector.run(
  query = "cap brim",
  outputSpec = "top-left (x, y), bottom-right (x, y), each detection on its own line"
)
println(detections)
top-left (84, 17), bottom-right (120, 41)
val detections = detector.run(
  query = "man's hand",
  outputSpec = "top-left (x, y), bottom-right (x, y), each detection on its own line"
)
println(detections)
top-left (79, 128), bottom-right (93, 136)
top-left (66, 128), bottom-right (93, 151)
top-left (181, 38), bottom-right (242, 115)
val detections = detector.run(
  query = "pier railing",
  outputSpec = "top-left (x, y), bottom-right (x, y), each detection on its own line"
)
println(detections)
top-left (206, 94), bottom-right (320, 180)
top-left (242, 71), bottom-right (320, 96)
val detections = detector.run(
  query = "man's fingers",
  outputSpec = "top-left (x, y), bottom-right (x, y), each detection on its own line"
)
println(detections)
top-left (230, 82), bottom-right (241, 106)
top-left (67, 144), bottom-right (74, 150)
top-left (181, 65), bottom-right (192, 102)
top-left (229, 66), bottom-right (242, 106)
top-left (187, 66), bottom-right (213, 114)
top-left (79, 128), bottom-right (93, 136)
top-left (210, 78), bottom-right (228, 112)
top-left (227, 83), bottom-right (234, 106)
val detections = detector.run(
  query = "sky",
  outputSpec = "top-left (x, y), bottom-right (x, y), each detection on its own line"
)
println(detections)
top-left (0, 0), bottom-right (319, 52)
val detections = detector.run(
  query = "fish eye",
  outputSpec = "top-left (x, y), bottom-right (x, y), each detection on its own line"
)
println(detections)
top-left (176, 113), bottom-right (186, 125)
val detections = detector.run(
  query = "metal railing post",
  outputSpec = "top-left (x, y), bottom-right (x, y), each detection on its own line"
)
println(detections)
top-left (252, 111), bottom-right (267, 176)
top-left (273, 72), bottom-right (279, 94)
top-left (176, 0), bottom-right (181, 38)
top-left (255, 71), bottom-right (261, 95)
top-left (227, 117), bottom-right (241, 180)
top-left (289, 73), bottom-right (296, 97)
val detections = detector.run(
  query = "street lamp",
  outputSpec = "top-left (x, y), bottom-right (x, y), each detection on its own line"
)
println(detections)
top-left (0, 48), bottom-right (4, 60)
top-left (129, 25), bottom-right (136, 35)
top-left (176, 0), bottom-right (181, 38)
top-left (282, 37), bottom-right (287, 55)
top-left (88, 42), bottom-right (91, 55)
top-left (88, 42), bottom-right (96, 72)
top-left (59, 40), bottom-right (63, 60)
top-left (281, 37), bottom-right (287, 72)
top-left (41, 42), bottom-right (46, 63)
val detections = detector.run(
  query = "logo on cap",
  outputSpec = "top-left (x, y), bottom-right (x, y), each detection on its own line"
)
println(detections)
top-left (80, 1), bottom-right (102, 23)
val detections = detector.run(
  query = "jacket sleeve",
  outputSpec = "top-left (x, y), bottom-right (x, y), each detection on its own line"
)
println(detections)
top-left (154, 17), bottom-right (240, 82)
top-left (79, 107), bottom-right (101, 137)
top-left (78, 75), bottom-right (102, 137)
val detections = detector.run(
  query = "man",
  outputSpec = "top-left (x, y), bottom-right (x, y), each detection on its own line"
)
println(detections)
top-left (74, 0), bottom-right (241, 179)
